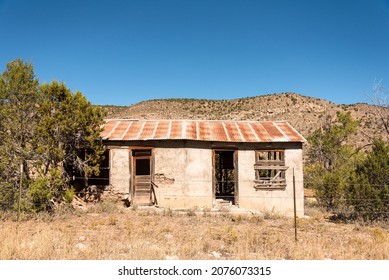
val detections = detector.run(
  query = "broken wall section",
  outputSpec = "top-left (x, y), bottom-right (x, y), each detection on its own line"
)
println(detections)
top-left (153, 144), bottom-right (213, 209)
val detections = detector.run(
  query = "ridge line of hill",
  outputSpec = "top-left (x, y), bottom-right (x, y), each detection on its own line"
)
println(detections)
top-left (102, 92), bottom-right (385, 147)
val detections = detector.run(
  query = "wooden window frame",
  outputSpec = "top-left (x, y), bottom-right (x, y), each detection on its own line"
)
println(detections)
top-left (254, 150), bottom-right (288, 190)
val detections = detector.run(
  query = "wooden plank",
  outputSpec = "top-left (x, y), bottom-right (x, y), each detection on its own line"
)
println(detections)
top-left (135, 186), bottom-right (150, 190)
top-left (254, 165), bottom-right (289, 170)
top-left (134, 173), bottom-right (151, 205)
top-left (234, 150), bottom-right (239, 206)
top-left (255, 160), bottom-right (285, 166)
top-left (135, 182), bottom-right (151, 187)
top-left (135, 189), bottom-right (151, 194)
top-left (136, 175), bottom-right (151, 179)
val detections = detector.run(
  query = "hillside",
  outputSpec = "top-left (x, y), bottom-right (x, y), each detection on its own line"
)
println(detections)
top-left (103, 92), bottom-right (387, 147)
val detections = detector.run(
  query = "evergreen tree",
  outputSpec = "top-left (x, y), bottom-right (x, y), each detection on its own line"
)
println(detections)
top-left (348, 139), bottom-right (389, 221)
top-left (0, 59), bottom-right (40, 209)
top-left (305, 112), bottom-right (359, 210)
top-left (0, 59), bottom-right (106, 211)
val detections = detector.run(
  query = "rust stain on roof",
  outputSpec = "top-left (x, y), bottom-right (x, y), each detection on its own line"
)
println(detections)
top-left (275, 122), bottom-right (305, 142)
top-left (238, 122), bottom-right (258, 142)
top-left (198, 121), bottom-right (212, 141)
top-left (154, 121), bottom-right (170, 139)
top-left (249, 122), bottom-right (271, 142)
top-left (170, 121), bottom-right (182, 139)
top-left (224, 122), bottom-right (241, 142)
top-left (261, 122), bottom-right (285, 141)
top-left (101, 119), bottom-right (305, 143)
top-left (109, 121), bottom-right (130, 139)
top-left (121, 121), bottom-right (137, 140)
top-left (185, 121), bottom-right (197, 139)
top-left (138, 121), bottom-right (157, 139)
top-left (212, 122), bottom-right (229, 142)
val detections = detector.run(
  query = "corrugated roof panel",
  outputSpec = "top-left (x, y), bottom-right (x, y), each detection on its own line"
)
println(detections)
top-left (261, 122), bottom-right (287, 141)
top-left (154, 121), bottom-right (170, 139)
top-left (101, 120), bottom-right (117, 139)
top-left (109, 121), bottom-right (129, 140)
top-left (122, 121), bottom-right (143, 140)
top-left (250, 122), bottom-right (271, 142)
top-left (225, 122), bottom-right (242, 142)
top-left (138, 121), bottom-right (157, 139)
top-left (185, 121), bottom-right (197, 140)
top-left (237, 122), bottom-right (258, 142)
top-left (198, 121), bottom-right (212, 141)
top-left (211, 122), bottom-right (229, 142)
top-left (170, 121), bottom-right (182, 139)
top-left (275, 122), bottom-right (305, 142)
top-left (101, 119), bottom-right (305, 143)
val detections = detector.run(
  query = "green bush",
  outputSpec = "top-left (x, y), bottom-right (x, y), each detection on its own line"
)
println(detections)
top-left (64, 187), bottom-right (75, 204)
top-left (347, 139), bottom-right (389, 221)
top-left (0, 181), bottom-right (15, 211)
top-left (26, 177), bottom-right (52, 212)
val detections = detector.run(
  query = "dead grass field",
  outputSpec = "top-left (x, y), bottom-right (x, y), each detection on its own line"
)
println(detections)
top-left (1, 202), bottom-right (388, 260)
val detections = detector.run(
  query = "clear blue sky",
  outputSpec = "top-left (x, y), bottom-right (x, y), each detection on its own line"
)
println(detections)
top-left (1, 0), bottom-right (389, 106)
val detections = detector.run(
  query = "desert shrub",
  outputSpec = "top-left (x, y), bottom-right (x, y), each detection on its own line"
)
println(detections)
top-left (64, 187), bottom-right (75, 204)
top-left (305, 112), bottom-right (359, 210)
top-left (347, 139), bottom-right (389, 221)
top-left (26, 177), bottom-right (52, 212)
top-left (0, 181), bottom-right (15, 211)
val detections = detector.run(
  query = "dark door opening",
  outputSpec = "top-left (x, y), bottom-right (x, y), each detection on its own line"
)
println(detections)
top-left (132, 150), bottom-right (153, 205)
top-left (135, 158), bottom-right (150, 175)
top-left (214, 150), bottom-right (237, 205)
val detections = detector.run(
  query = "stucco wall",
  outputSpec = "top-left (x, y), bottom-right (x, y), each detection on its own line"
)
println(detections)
top-left (110, 148), bottom-right (130, 196)
top-left (153, 146), bottom-right (213, 209)
top-left (238, 148), bottom-right (304, 217)
top-left (106, 140), bottom-right (304, 216)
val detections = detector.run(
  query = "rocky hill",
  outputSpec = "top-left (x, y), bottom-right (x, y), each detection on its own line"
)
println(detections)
top-left (103, 92), bottom-right (387, 148)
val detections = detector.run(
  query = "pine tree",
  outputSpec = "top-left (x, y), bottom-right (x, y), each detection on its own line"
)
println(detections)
top-left (305, 112), bottom-right (359, 210)
top-left (348, 139), bottom-right (389, 221)
top-left (0, 59), bottom-right (40, 209)
top-left (0, 59), bottom-right (106, 211)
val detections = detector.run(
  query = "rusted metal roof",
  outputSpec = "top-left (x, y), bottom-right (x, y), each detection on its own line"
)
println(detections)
top-left (101, 119), bottom-right (306, 143)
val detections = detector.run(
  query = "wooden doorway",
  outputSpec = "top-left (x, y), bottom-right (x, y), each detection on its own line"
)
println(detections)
top-left (213, 150), bottom-right (238, 206)
top-left (132, 149), bottom-right (153, 205)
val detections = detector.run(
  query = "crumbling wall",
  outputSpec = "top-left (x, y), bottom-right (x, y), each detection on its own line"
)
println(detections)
top-left (109, 148), bottom-right (130, 196)
top-left (153, 144), bottom-right (213, 209)
top-left (238, 143), bottom-right (304, 217)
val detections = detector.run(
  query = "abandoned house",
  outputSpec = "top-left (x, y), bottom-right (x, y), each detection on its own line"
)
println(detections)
top-left (98, 119), bottom-right (306, 216)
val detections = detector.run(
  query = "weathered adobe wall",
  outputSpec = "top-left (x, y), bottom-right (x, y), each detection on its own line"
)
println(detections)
top-left (238, 147), bottom-right (304, 217)
top-left (107, 140), bottom-right (304, 216)
top-left (109, 147), bottom-right (130, 195)
top-left (153, 146), bottom-right (212, 209)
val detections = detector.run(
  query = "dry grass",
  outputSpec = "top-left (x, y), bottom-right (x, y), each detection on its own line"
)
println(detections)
top-left (1, 203), bottom-right (388, 260)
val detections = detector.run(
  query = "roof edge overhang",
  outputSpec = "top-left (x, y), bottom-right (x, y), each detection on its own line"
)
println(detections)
top-left (101, 119), bottom-right (306, 143)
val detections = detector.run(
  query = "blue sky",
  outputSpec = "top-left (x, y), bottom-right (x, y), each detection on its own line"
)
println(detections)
top-left (1, 0), bottom-right (389, 106)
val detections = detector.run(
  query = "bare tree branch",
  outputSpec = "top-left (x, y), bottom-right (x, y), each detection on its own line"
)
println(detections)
top-left (370, 80), bottom-right (389, 138)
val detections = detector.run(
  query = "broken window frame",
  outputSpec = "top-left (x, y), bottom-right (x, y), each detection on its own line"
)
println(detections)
top-left (87, 149), bottom-right (110, 186)
top-left (254, 150), bottom-right (288, 189)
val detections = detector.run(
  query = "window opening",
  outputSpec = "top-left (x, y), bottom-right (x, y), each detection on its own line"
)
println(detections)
top-left (69, 149), bottom-right (110, 186)
top-left (89, 149), bottom-right (110, 185)
top-left (254, 150), bottom-right (288, 189)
